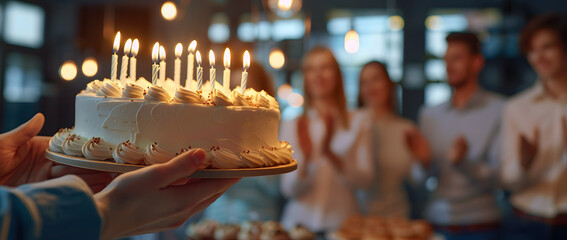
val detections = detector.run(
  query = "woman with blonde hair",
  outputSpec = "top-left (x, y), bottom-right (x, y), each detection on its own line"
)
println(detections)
top-left (356, 61), bottom-right (430, 218)
top-left (280, 47), bottom-right (374, 234)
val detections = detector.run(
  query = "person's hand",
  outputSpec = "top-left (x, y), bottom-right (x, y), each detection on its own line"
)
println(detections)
top-left (321, 112), bottom-right (343, 172)
top-left (447, 135), bottom-right (468, 165)
top-left (0, 113), bottom-right (112, 192)
top-left (94, 148), bottom-right (239, 239)
top-left (297, 116), bottom-right (312, 178)
top-left (519, 128), bottom-right (539, 170)
top-left (404, 127), bottom-right (431, 167)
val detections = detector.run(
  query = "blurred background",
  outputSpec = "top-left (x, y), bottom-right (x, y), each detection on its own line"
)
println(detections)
top-left (0, 0), bottom-right (565, 135)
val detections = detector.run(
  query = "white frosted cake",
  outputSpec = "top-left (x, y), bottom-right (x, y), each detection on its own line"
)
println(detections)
top-left (49, 77), bottom-right (294, 169)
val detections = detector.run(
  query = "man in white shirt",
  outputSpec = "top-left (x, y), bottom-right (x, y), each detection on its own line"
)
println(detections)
top-left (418, 32), bottom-right (505, 240)
top-left (501, 14), bottom-right (567, 240)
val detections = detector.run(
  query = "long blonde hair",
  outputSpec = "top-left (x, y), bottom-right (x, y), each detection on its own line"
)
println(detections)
top-left (302, 46), bottom-right (349, 127)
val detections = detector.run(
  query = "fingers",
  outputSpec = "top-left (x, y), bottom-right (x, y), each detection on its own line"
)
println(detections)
top-left (50, 164), bottom-right (108, 178)
top-left (3, 113), bottom-right (45, 148)
top-left (136, 149), bottom-right (206, 188)
top-left (121, 192), bottom-right (224, 238)
top-left (167, 178), bottom-right (239, 206)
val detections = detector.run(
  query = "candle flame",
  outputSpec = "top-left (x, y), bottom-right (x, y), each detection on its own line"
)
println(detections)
top-left (224, 48), bottom-right (230, 68)
top-left (196, 51), bottom-right (202, 66)
top-left (243, 50), bottom-right (250, 70)
top-left (113, 32), bottom-right (121, 53)
top-left (152, 42), bottom-right (159, 62)
top-left (159, 46), bottom-right (166, 61)
top-left (132, 39), bottom-right (140, 57)
top-left (209, 50), bottom-right (215, 66)
top-left (175, 43), bottom-right (183, 58)
top-left (188, 40), bottom-right (197, 53)
top-left (124, 39), bottom-right (132, 56)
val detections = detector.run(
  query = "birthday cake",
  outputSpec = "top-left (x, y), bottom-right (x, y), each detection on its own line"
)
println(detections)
top-left (48, 34), bottom-right (293, 169)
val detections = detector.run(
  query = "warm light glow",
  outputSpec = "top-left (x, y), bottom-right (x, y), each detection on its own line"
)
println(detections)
top-left (175, 43), bottom-right (183, 58)
top-left (82, 57), bottom-right (98, 77)
top-left (344, 30), bottom-right (359, 54)
top-left (152, 42), bottom-right (159, 62)
top-left (124, 39), bottom-right (132, 56)
top-left (277, 84), bottom-right (292, 100)
top-left (269, 48), bottom-right (285, 69)
top-left (287, 92), bottom-right (304, 108)
top-left (388, 15), bottom-right (405, 31)
top-left (209, 50), bottom-right (215, 66)
top-left (159, 46), bottom-right (166, 61)
top-left (188, 40), bottom-right (197, 53)
top-left (131, 39), bottom-right (139, 57)
top-left (223, 48), bottom-right (230, 68)
top-left (277, 0), bottom-right (293, 11)
top-left (243, 50), bottom-right (250, 70)
top-left (113, 32), bottom-right (121, 53)
top-left (161, 1), bottom-right (177, 21)
top-left (425, 15), bottom-right (442, 30)
top-left (60, 60), bottom-right (77, 81)
top-left (196, 51), bottom-right (202, 66)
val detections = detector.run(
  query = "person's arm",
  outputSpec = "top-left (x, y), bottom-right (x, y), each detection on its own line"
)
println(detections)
top-left (0, 175), bottom-right (102, 240)
top-left (279, 119), bottom-right (317, 198)
top-left (337, 114), bottom-right (374, 190)
top-left (452, 130), bottom-right (500, 189)
top-left (409, 108), bottom-right (439, 184)
top-left (500, 105), bottom-right (539, 191)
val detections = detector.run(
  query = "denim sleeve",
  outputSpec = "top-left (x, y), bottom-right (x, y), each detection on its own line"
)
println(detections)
top-left (0, 175), bottom-right (102, 240)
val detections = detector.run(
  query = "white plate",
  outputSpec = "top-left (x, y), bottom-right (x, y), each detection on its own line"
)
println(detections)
top-left (45, 150), bottom-right (297, 178)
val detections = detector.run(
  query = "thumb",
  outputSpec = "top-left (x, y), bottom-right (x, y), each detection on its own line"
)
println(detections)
top-left (139, 148), bottom-right (206, 188)
top-left (3, 113), bottom-right (44, 148)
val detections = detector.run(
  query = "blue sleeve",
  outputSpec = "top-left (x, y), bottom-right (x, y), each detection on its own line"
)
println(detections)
top-left (0, 175), bottom-right (102, 240)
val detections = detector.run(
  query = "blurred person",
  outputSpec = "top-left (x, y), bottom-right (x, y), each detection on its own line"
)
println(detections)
top-left (417, 33), bottom-right (505, 240)
top-left (280, 47), bottom-right (374, 235)
top-left (0, 113), bottom-right (239, 239)
top-left (356, 61), bottom-right (431, 218)
top-left (203, 61), bottom-right (282, 223)
top-left (501, 13), bottom-right (567, 240)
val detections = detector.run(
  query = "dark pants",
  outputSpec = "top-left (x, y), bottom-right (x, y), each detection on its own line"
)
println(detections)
top-left (502, 211), bottom-right (567, 240)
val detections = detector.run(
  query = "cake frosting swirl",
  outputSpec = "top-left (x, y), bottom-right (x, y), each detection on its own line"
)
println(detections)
top-left (113, 140), bottom-right (145, 165)
top-left (85, 80), bottom-right (104, 94)
top-left (82, 137), bottom-right (114, 160)
top-left (230, 90), bottom-right (251, 106)
top-left (210, 146), bottom-right (242, 169)
top-left (97, 80), bottom-right (122, 97)
top-left (144, 85), bottom-right (172, 102)
top-left (240, 150), bottom-right (266, 168)
top-left (62, 134), bottom-right (88, 156)
top-left (212, 89), bottom-right (233, 106)
top-left (144, 142), bottom-right (175, 165)
top-left (122, 82), bottom-right (145, 99)
top-left (49, 128), bottom-right (72, 152)
top-left (174, 87), bottom-right (204, 103)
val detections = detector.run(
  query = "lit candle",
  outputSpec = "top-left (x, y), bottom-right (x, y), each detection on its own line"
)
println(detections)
top-left (130, 39), bottom-right (139, 82)
top-left (174, 43), bottom-right (182, 88)
top-left (151, 42), bottom-right (159, 85)
top-left (240, 50), bottom-right (250, 93)
top-left (196, 51), bottom-right (203, 91)
top-left (209, 50), bottom-right (216, 92)
top-left (223, 48), bottom-right (231, 91)
top-left (159, 46), bottom-right (166, 85)
top-left (111, 32), bottom-right (120, 82)
top-left (186, 40), bottom-right (197, 88)
top-left (120, 38), bottom-right (132, 85)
